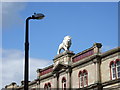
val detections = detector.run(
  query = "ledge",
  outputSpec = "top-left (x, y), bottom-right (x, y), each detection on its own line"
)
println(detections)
top-left (53, 50), bottom-right (75, 60)
top-left (102, 78), bottom-right (120, 87)
top-left (101, 47), bottom-right (120, 58)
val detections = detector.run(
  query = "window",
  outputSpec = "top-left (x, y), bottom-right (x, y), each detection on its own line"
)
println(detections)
top-left (80, 73), bottom-right (83, 88)
top-left (116, 59), bottom-right (120, 78)
top-left (83, 70), bottom-right (88, 87)
top-left (62, 77), bottom-right (66, 90)
top-left (110, 59), bottom-right (120, 80)
top-left (78, 70), bottom-right (88, 88)
top-left (44, 83), bottom-right (51, 90)
top-left (111, 62), bottom-right (116, 79)
top-left (44, 84), bottom-right (48, 90)
top-left (48, 83), bottom-right (51, 90)
top-left (78, 71), bottom-right (83, 88)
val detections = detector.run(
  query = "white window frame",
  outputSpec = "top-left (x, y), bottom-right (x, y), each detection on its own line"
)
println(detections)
top-left (111, 63), bottom-right (116, 80)
top-left (116, 61), bottom-right (120, 78)
top-left (79, 73), bottom-right (83, 88)
top-left (83, 72), bottom-right (87, 87)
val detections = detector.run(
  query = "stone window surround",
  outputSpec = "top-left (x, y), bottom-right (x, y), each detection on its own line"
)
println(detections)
top-left (44, 82), bottom-right (51, 90)
top-left (78, 69), bottom-right (88, 88)
top-left (62, 77), bottom-right (66, 90)
top-left (109, 59), bottom-right (120, 80)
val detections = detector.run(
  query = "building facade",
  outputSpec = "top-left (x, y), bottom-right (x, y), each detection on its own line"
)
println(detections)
top-left (5, 43), bottom-right (120, 90)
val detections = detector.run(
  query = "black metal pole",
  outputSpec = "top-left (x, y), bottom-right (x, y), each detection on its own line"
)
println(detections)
top-left (24, 17), bottom-right (31, 90)
top-left (24, 13), bottom-right (44, 90)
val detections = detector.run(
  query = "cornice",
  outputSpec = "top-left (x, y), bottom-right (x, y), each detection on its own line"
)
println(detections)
top-left (72, 47), bottom-right (94, 59)
top-left (28, 80), bottom-right (37, 86)
top-left (53, 50), bottom-right (75, 60)
top-left (102, 78), bottom-right (120, 87)
top-left (72, 43), bottom-right (102, 59)
top-left (101, 47), bottom-right (120, 58)
top-left (39, 64), bottom-right (53, 72)
top-left (40, 72), bottom-right (53, 80)
top-left (71, 54), bottom-right (98, 68)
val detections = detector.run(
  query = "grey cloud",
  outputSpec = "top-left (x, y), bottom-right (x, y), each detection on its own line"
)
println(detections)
top-left (2, 49), bottom-right (52, 88)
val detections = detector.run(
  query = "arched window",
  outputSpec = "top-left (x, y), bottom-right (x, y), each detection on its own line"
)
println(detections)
top-left (83, 70), bottom-right (88, 87)
top-left (48, 82), bottom-right (51, 90)
top-left (44, 83), bottom-right (51, 90)
top-left (110, 61), bottom-right (116, 80)
top-left (44, 83), bottom-right (48, 90)
top-left (78, 71), bottom-right (83, 88)
top-left (110, 59), bottom-right (120, 80)
top-left (62, 77), bottom-right (66, 90)
top-left (78, 70), bottom-right (88, 88)
top-left (116, 59), bottom-right (120, 78)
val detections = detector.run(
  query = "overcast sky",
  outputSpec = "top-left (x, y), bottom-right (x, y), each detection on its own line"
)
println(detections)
top-left (1, 1), bottom-right (119, 89)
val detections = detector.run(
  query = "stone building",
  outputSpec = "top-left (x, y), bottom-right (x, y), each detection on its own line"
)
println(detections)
top-left (5, 42), bottom-right (120, 90)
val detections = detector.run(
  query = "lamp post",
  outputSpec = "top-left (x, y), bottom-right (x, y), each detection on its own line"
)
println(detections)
top-left (24, 13), bottom-right (45, 90)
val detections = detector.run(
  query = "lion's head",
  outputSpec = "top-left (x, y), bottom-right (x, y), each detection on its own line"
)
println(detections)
top-left (63, 35), bottom-right (72, 47)
top-left (64, 36), bottom-right (71, 42)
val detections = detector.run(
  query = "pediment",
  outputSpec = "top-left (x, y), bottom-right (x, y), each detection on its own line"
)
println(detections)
top-left (53, 63), bottom-right (67, 72)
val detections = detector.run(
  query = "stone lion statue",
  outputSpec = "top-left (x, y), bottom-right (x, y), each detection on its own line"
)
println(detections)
top-left (57, 36), bottom-right (72, 54)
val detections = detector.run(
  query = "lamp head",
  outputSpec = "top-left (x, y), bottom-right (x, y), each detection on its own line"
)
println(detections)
top-left (32, 13), bottom-right (45, 19)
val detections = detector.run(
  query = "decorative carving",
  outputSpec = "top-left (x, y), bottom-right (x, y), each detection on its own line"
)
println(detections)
top-left (57, 36), bottom-right (72, 54)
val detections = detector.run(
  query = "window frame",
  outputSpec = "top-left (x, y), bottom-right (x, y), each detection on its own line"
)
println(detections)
top-left (44, 82), bottom-right (51, 90)
top-left (83, 70), bottom-right (88, 87)
top-left (78, 71), bottom-right (83, 88)
top-left (115, 59), bottom-right (120, 78)
top-left (44, 83), bottom-right (48, 90)
top-left (109, 59), bottom-right (120, 80)
top-left (62, 77), bottom-right (66, 90)
top-left (47, 82), bottom-right (51, 90)
top-left (78, 70), bottom-right (88, 88)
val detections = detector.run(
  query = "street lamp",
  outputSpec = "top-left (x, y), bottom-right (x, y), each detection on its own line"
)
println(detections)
top-left (24, 13), bottom-right (45, 90)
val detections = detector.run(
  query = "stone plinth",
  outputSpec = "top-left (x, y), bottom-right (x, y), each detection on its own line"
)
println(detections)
top-left (53, 50), bottom-right (75, 66)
